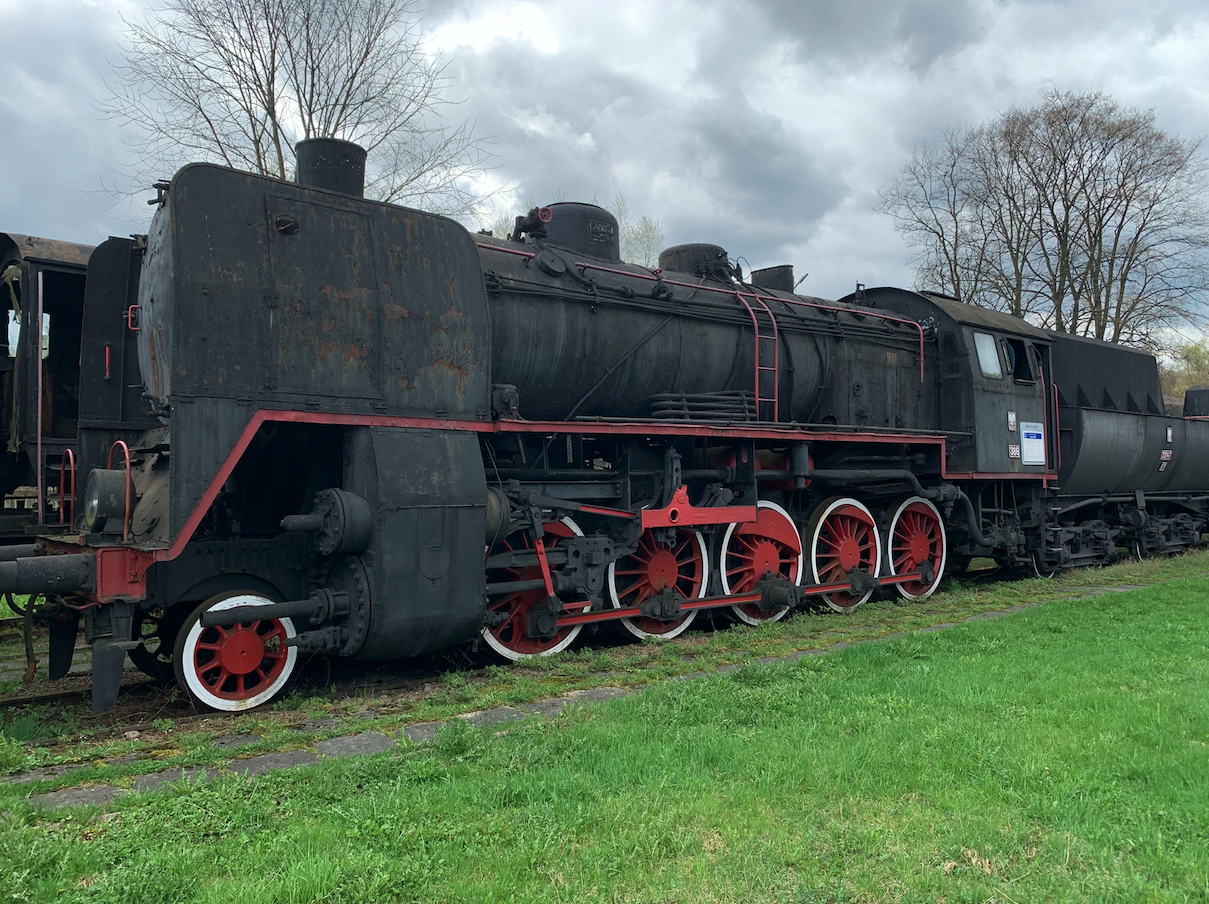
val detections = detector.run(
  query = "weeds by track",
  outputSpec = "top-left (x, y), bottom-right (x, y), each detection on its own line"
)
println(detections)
top-left (1, 547), bottom-right (1206, 762)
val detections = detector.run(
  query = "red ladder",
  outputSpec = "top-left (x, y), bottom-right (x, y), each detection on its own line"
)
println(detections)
top-left (737, 292), bottom-right (779, 421)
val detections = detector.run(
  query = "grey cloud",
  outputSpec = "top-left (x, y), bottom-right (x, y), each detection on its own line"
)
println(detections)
top-left (0, 3), bottom-right (148, 244)
top-left (447, 36), bottom-right (848, 274)
top-left (748, 0), bottom-right (990, 71)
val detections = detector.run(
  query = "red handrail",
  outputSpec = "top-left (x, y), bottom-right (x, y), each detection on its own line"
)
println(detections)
top-left (106, 440), bottom-right (132, 542)
top-left (569, 260), bottom-right (928, 383)
top-left (58, 449), bottom-right (76, 526)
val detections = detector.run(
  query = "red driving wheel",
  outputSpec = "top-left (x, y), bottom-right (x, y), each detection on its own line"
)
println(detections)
top-left (807, 497), bottom-right (882, 614)
top-left (482, 518), bottom-right (585, 660)
top-left (609, 528), bottom-right (707, 639)
top-left (887, 496), bottom-right (947, 600)
top-left (720, 500), bottom-right (803, 625)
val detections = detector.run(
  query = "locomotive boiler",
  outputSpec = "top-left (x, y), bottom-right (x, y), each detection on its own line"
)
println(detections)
top-left (3, 138), bottom-right (1205, 713)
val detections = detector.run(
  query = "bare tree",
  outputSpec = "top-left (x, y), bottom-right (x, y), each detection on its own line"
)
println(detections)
top-left (880, 90), bottom-right (1209, 345)
top-left (105, 0), bottom-right (492, 215)
top-left (1159, 339), bottom-right (1209, 398)
top-left (605, 193), bottom-right (665, 269)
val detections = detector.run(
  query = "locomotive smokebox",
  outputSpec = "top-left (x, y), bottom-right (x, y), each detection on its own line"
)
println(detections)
top-left (295, 138), bottom-right (367, 197)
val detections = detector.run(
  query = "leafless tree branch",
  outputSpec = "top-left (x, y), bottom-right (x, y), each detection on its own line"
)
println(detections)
top-left (102, 0), bottom-right (495, 215)
top-left (879, 89), bottom-right (1209, 345)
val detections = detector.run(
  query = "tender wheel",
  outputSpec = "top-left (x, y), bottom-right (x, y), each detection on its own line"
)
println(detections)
top-left (720, 500), bottom-right (804, 625)
top-left (172, 592), bottom-right (298, 712)
top-left (807, 497), bottom-right (882, 614)
top-left (482, 517), bottom-right (585, 660)
top-left (886, 496), bottom-right (947, 600)
top-left (1031, 551), bottom-right (1058, 578)
top-left (128, 605), bottom-right (187, 684)
top-left (609, 529), bottom-right (707, 640)
top-left (1129, 538), bottom-right (1152, 561)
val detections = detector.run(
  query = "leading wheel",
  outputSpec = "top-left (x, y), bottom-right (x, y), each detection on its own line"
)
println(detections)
top-left (482, 517), bottom-right (585, 660)
top-left (807, 497), bottom-right (882, 614)
top-left (609, 528), bottom-right (707, 640)
top-left (720, 500), bottom-right (804, 626)
top-left (886, 496), bottom-right (947, 600)
top-left (172, 592), bottom-right (297, 712)
top-left (129, 605), bottom-right (188, 684)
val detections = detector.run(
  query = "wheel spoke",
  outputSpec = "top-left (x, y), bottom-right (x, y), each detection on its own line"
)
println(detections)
top-left (483, 519), bottom-right (584, 659)
top-left (722, 502), bottom-right (800, 626)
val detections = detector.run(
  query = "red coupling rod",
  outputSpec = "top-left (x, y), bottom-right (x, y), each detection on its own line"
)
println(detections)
top-left (552, 571), bottom-right (928, 628)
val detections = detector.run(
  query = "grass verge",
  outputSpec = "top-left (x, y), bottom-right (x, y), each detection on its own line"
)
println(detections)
top-left (2, 574), bottom-right (1207, 902)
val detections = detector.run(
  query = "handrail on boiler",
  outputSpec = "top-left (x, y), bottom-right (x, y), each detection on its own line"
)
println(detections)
top-left (471, 242), bottom-right (929, 384)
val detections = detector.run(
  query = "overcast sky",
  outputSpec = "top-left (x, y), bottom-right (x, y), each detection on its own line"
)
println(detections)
top-left (3, 0), bottom-right (1208, 300)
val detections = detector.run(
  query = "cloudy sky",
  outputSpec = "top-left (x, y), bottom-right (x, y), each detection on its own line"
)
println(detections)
top-left (3, 0), bottom-right (1208, 299)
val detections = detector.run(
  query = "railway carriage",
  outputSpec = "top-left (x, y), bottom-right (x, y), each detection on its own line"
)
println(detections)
top-left (3, 139), bottom-right (1205, 712)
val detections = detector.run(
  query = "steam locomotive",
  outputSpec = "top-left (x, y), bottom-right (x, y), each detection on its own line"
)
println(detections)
top-left (4, 138), bottom-right (1206, 713)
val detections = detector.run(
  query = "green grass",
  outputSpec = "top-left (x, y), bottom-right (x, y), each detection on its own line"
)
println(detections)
top-left (3, 576), bottom-right (1208, 902)
top-left (0, 593), bottom-right (30, 619)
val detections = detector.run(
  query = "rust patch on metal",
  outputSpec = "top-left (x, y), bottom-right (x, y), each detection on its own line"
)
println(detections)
top-left (384, 303), bottom-right (410, 321)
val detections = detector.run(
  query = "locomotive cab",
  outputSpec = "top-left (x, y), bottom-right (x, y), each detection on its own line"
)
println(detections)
top-left (854, 287), bottom-right (1056, 476)
top-left (0, 233), bottom-right (93, 533)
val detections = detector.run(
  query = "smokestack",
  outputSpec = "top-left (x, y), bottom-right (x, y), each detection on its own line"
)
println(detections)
top-left (295, 138), bottom-right (367, 197)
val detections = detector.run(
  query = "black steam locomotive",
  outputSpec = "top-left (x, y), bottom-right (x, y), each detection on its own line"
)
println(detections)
top-left (4, 139), bottom-right (1206, 713)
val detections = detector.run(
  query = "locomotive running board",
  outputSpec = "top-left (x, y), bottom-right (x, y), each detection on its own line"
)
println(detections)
top-left (552, 571), bottom-right (928, 628)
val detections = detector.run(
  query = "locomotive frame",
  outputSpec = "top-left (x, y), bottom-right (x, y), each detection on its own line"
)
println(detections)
top-left (3, 138), bottom-right (1205, 714)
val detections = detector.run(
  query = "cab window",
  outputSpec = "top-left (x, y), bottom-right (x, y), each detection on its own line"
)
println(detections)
top-left (972, 332), bottom-right (1002, 378)
top-left (1002, 338), bottom-right (1035, 382)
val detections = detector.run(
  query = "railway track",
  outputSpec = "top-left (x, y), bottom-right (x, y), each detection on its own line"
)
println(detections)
top-left (0, 557), bottom-right (1137, 734)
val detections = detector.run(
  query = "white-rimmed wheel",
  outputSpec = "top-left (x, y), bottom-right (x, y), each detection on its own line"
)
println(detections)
top-left (609, 528), bottom-right (708, 640)
top-left (482, 517), bottom-right (585, 660)
top-left (807, 497), bottom-right (882, 614)
top-left (172, 592), bottom-right (298, 712)
top-left (720, 500), bottom-right (804, 625)
top-left (886, 496), bottom-right (947, 600)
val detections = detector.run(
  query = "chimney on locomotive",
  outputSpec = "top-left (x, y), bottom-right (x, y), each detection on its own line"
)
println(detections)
top-left (295, 137), bottom-right (367, 197)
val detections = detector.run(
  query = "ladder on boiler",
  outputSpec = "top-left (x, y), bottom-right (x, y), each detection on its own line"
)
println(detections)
top-left (737, 292), bottom-right (779, 421)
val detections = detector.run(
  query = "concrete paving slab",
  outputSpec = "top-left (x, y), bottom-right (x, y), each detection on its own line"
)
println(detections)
top-left (459, 706), bottom-right (528, 728)
top-left (6, 763), bottom-right (89, 784)
top-left (30, 785), bottom-right (127, 809)
top-left (133, 767), bottom-right (212, 793)
top-left (316, 732), bottom-right (396, 758)
top-left (211, 733), bottom-right (259, 750)
top-left (402, 722), bottom-right (441, 743)
top-left (227, 750), bottom-right (318, 777)
top-left (518, 697), bottom-right (572, 717)
top-left (297, 717), bottom-right (343, 732)
top-left (566, 686), bottom-right (632, 703)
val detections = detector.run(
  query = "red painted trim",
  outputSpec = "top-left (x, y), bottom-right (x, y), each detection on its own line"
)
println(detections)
top-left (95, 547), bottom-right (156, 601)
top-left (944, 471), bottom-right (1056, 480)
top-left (1053, 383), bottom-right (1062, 470)
top-left (160, 407), bottom-right (1063, 563)
top-left (576, 503), bottom-right (637, 520)
top-left (533, 536), bottom-right (555, 597)
top-left (474, 242), bottom-right (535, 259)
top-left (553, 571), bottom-right (928, 627)
top-left (495, 417), bottom-right (946, 445)
top-left (639, 486), bottom-right (757, 529)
